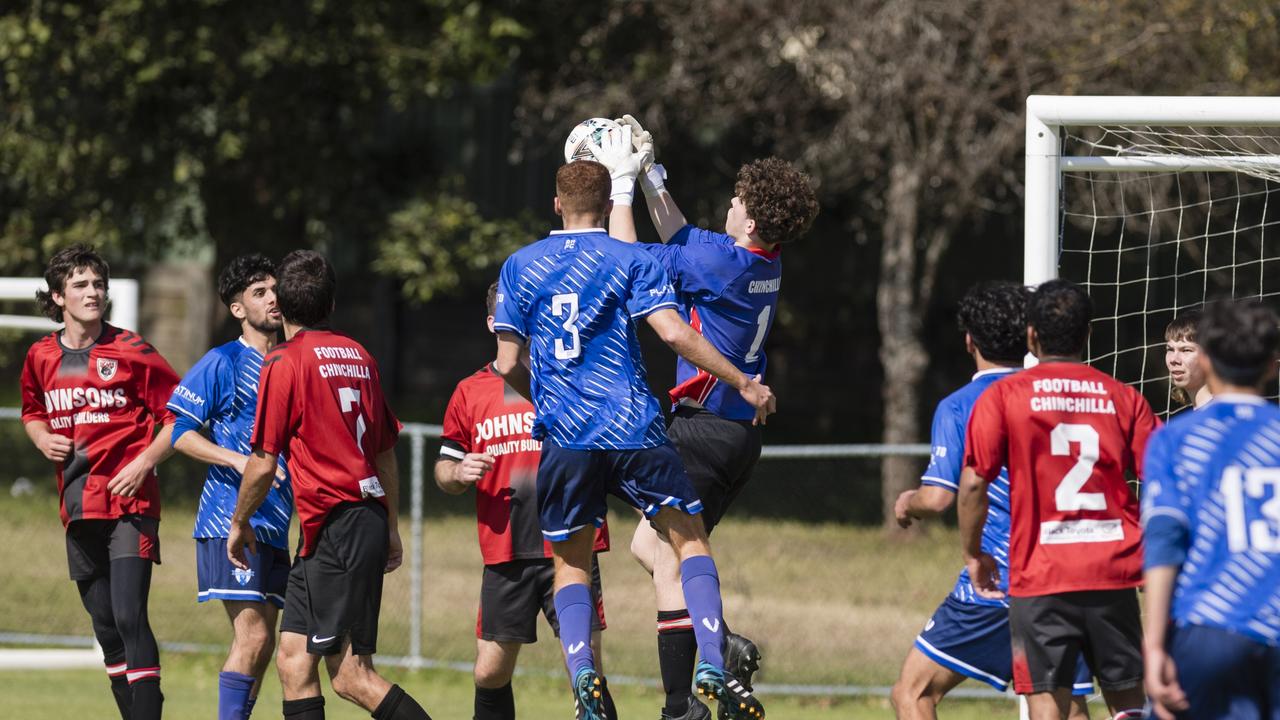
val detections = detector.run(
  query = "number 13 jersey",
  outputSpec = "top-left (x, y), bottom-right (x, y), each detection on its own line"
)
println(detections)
top-left (964, 361), bottom-right (1159, 597)
top-left (493, 229), bottom-right (678, 451)
top-left (251, 329), bottom-right (401, 557)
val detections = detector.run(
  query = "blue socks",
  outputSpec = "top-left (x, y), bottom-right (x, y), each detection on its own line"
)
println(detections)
top-left (553, 584), bottom-right (597, 678)
top-left (681, 555), bottom-right (726, 669)
top-left (219, 671), bottom-right (255, 720)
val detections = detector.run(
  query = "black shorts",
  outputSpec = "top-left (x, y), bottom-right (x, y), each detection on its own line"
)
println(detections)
top-left (667, 405), bottom-right (762, 532)
top-left (65, 515), bottom-right (161, 580)
top-left (280, 501), bottom-right (388, 656)
top-left (1008, 589), bottom-right (1143, 694)
top-left (477, 556), bottom-right (606, 643)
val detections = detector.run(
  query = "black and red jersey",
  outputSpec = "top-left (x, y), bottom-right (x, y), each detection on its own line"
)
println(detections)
top-left (20, 324), bottom-right (179, 527)
top-left (440, 365), bottom-right (610, 565)
top-left (252, 329), bottom-right (401, 557)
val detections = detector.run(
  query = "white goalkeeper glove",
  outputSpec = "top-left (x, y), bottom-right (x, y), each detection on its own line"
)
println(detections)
top-left (616, 114), bottom-right (667, 198)
top-left (588, 125), bottom-right (644, 207)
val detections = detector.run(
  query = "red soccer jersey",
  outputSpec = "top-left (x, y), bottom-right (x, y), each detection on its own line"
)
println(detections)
top-left (252, 330), bottom-right (401, 557)
top-left (964, 361), bottom-right (1158, 597)
top-left (440, 365), bottom-right (609, 564)
top-left (20, 325), bottom-right (179, 527)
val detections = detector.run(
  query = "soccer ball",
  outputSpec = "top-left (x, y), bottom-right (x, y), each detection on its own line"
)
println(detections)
top-left (563, 117), bottom-right (622, 163)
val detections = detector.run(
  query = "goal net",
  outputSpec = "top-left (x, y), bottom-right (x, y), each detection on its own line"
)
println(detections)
top-left (1025, 96), bottom-right (1280, 417)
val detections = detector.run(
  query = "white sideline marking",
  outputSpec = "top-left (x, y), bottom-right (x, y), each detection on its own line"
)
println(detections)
top-left (0, 648), bottom-right (103, 670)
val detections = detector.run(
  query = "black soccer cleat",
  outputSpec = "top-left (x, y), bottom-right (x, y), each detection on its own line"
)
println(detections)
top-left (573, 668), bottom-right (611, 720)
top-left (722, 631), bottom-right (762, 691)
top-left (694, 661), bottom-right (765, 719)
top-left (660, 696), bottom-right (711, 720)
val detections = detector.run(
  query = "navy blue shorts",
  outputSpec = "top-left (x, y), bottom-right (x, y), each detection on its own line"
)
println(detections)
top-left (537, 441), bottom-right (702, 542)
top-left (1168, 623), bottom-right (1280, 720)
top-left (915, 596), bottom-right (1092, 694)
top-left (196, 536), bottom-right (290, 608)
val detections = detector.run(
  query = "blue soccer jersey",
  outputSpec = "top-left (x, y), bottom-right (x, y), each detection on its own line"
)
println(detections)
top-left (168, 338), bottom-right (293, 548)
top-left (919, 368), bottom-right (1017, 607)
top-left (1142, 395), bottom-right (1280, 645)
top-left (643, 225), bottom-right (780, 421)
top-left (493, 229), bottom-right (679, 450)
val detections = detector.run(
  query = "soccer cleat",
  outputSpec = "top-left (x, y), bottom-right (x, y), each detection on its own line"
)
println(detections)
top-left (694, 661), bottom-right (765, 719)
top-left (722, 631), bottom-right (762, 691)
top-left (660, 697), bottom-right (711, 720)
top-left (573, 667), bottom-right (610, 720)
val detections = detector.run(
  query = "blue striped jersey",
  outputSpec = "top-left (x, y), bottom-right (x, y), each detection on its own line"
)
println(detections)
top-left (1142, 395), bottom-right (1280, 645)
top-left (643, 225), bottom-right (780, 421)
top-left (493, 229), bottom-right (678, 450)
top-left (920, 368), bottom-right (1017, 608)
top-left (168, 339), bottom-right (293, 548)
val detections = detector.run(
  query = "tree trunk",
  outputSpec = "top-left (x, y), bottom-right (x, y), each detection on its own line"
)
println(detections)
top-left (878, 159), bottom-right (929, 531)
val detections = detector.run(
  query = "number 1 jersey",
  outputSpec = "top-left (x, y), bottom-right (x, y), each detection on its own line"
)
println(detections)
top-left (964, 361), bottom-right (1159, 597)
top-left (251, 329), bottom-right (401, 557)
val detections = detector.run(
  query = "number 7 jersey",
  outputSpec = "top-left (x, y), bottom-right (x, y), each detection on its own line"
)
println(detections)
top-left (964, 361), bottom-right (1159, 597)
top-left (493, 229), bottom-right (678, 450)
top-left (251, 329), bottom-right (401, 557)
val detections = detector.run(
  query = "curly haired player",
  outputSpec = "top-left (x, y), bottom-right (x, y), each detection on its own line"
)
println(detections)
top-left (590, 118), bottom-right (817, 720)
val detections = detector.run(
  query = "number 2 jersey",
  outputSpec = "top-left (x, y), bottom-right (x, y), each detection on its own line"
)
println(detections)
top-left (251, 329), bottom-right (401, 557)
top-left (642, 225), bottom-right (780, 421)
top-left (20, 324), bottom-right (179, 527)
top-left (439, 364), bottom-right (609, 565)
top-left (1142, 396), bottom-right (1280, 645)
top-left (493, 229), bottom-right (678, 450)
top-left (168, 338), bottom-right (293, 549)
top-left (964, 361), bottom-right (1159, 597)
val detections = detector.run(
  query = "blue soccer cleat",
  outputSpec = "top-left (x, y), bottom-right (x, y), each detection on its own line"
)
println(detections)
top-left (694, 661), bottom-right (765, 719)
top-left (573, 667), bottom-right (611, 720)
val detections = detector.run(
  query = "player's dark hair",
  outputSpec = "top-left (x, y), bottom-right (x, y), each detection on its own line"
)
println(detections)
top-left (1165, 309), bottom-right (1201, 344)
top-left (36, 244), bottom-right (110, 323)
top-left (1028, 279), bottom-right (1093, 358)
top-left (485, 281), bottom-right (499, 316)
top-left (217, 253), bottom-right (276, 307)
top-left (556, 161), bottom-right (610, 219)
top-left (735, 157), bottom-right (819, 246)
top-left (957, 281), bottom-right (1030, 364)
top-left (275, 250), bottom-right (335, 328)
top-left (1198, 299), bottom-right (1280, 387)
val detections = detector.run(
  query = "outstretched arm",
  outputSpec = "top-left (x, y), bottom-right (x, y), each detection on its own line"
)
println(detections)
top-left (645, 308), bottom-right (775, 424)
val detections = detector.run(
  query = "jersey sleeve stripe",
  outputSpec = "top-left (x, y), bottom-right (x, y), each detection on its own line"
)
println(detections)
top-left (438, 445), bottom-right (465, 460)
top-left (492, 322), bottom-right (527, 340)
top-left (1141, 506), bottom-right (1190, 527)
top-left (165, 403), bottom-right (205, 424)
top-left (629, 299), bottom-right (680, 316)
top-left (919, 476), bottom-right (959, 490)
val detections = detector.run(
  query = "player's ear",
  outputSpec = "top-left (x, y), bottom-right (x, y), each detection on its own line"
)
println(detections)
top-left (964, 332), bottom-right (975, 355)
top-left (229, 299), bottom-right (247, 321)
top-left (744, 216), bottom-right (756, 237)
top-left (554, 196), bottom-right (563, 217)
top-left (1026, 326), bottom-right (1038, 356)
top-left (486, 315), bottom-right (495, 334)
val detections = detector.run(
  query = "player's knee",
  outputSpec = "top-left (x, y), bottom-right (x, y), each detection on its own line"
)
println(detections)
top-left (474, 664), bottom-right (513, 689)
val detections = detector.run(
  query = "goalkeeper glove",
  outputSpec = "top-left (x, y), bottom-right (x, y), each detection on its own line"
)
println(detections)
top-left (588, 125), bottom-right (644, 207)
top-left (616, 114), bottom-right (668, 198)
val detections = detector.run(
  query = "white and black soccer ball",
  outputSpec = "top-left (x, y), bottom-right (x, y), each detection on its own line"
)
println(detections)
top-left (563, 117), bottom-right (622, 163)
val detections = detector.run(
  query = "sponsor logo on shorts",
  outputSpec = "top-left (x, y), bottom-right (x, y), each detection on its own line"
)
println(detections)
top-left (311, 634), bottom-right (337, 644)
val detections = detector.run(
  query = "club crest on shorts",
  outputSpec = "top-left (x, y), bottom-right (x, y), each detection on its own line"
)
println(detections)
top-left (96, 358), bottom-right (118, 381)
top-left (233, 567), bottom-right (255, 586)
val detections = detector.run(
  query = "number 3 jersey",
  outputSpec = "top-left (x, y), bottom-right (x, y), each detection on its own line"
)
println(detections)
top-left (643, 225), bottom-right (780, 421)
top-left (251, 330), bottom-right (401, 557)
top-left (493, 229), bottom-right (678, 450)
top-left (1142, 396), bottom-right (1280, 645)
top-left (20, 325), bottom-right (179, 527)
top-left (964, 361), bottom-right (1159, 597)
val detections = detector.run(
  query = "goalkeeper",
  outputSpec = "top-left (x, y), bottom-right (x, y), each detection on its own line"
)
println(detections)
top-left (590, 118), bottom-right (817, 720)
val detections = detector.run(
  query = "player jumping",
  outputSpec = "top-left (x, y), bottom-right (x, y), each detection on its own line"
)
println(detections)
top-left (890, 282), bottom-right (1092, 719)
top-left (168, 254), bottom-right (292, 719)
top-left (21, 244), bottom-right (180, 720)
top-left (228, 250), bottom-right (433, 720)
top-left (959, 279), bottom-right (1157, 720)
top-left (1142, 299), bottom-right (1280, 720)
top-left (492, 159), bottom-right (775, 719)
top-left (436, 282), bottom-right (616, 720)
top-left (590, 117), bottom-right (818, 720)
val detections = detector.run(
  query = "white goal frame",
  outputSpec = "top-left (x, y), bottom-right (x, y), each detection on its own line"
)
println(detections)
top-left (1024, 94), bottom-right (1280, 287)
top-left (0, 277), bottom-right (139, 332)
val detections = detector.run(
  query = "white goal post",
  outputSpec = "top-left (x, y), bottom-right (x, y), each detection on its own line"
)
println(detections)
top-left (0, 277), bottom-right (139, 332)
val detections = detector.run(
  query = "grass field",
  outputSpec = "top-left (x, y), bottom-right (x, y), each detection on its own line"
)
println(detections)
top-left (0, 493), bottom-right (1026, 718)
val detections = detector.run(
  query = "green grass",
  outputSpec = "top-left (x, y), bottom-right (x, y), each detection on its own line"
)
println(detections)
top-left (0, 494), bottom-right (1020, 718)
